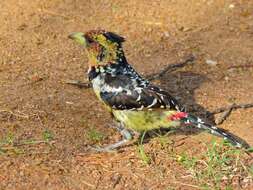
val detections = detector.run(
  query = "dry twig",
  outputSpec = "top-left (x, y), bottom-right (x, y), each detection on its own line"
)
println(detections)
top-left (65, 80), bottom-right (91, 89)
top-left (215, 103), bottom-right (235, 125)
top-left (205, 103), bottom-right (253, 126)
top-left (227, 64), bottom-right (253, 69)
top-left (146, 55), bottom-right (195, 81)
top-left (0, 109), bottom-right (29, 119)
top-left (210, 103), bottom-right (253, 115)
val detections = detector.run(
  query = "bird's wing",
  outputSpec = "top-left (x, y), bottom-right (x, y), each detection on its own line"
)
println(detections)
top-left (100, 74), bottom-right (184, 111)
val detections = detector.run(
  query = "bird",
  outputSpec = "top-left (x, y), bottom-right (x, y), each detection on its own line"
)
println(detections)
top-left (68, 29), bottom-right (247, 151)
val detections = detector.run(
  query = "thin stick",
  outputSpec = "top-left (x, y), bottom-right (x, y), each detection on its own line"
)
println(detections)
top-left (38, 9), bottom-right (72, 20)
top-left (13, 140), bottom-right (55, 146)
top-left (227, 64), bottom-right (253, 69)
top-left (173, 181), bottom-right (201, 189)
top-left (210, 103), bottom-right (253, 115)
top-left (146, 55), bottom-right (195, 81)
top-left (215, 103), bottom-right (235, 125)
top-left (0, 140), bottom-right (55, 148)
top-left (65, 80), bottom-right (91, 89)
top-left (0, 110), bottom-right (29, 119)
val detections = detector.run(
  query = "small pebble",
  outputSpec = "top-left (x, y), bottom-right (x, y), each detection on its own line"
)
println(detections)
top-left (206, 59), bottom-right (217, 66)
top-left (229, 4), bottom-right (235, 9)
top-left (163, 31), bottom-right (170, 37)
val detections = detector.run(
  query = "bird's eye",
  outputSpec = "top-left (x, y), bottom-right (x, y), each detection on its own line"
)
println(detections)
top-left (85, 37), bottom-right (94, 44)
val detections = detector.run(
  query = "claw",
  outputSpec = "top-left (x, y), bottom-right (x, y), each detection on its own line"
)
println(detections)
top-left (89, 128), bottom-right (133, 152)
top-left (89, 145), bottom-right (117, 153)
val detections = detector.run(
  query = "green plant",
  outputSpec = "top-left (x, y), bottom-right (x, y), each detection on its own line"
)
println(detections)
top-left (0, 132), bottom-right (15, 146)
top-left (87, 128), bottom-right (104, 143)
top-left (42, 129), bottom-right (54, 142)
top-left (176, 139), bottom-right (252, 189)
top-left (137, 132), bottom-right (151, 165)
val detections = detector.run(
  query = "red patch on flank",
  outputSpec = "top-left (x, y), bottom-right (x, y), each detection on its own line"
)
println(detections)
top-left (168, 112), bottom-right (188, 121)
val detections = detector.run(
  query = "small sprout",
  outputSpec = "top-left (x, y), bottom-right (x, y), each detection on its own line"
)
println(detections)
top-left (177, 155), bottom-right (184, 162)
top-left (87, 129), bottom-right (104, 143)
top-left (249, 165), bottom-right (253, 176)
top-left (6, 133), bottom-right (15, 145)
top-left (0, 132), bottom-right (15, 146)
top-left (0, 148), bottom-right (6, 155)
top-left (177, 153), bottom-right (197, 169)
top-left (138, 145), bottom-right (151, 165)
top-left (42, 129), bottom-right (54, 142)
top-left (157, 135), bottom-right (171, 149)
top-left (13, 147), bottom-right (25, 155)
top-left (246, 147), bottom-right (253, 153)
top-left (137, 132), bottom-right (151, 165)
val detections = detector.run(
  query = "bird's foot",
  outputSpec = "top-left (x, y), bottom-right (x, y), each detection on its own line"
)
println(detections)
top-left (90, 128), bottom-right (133, 152)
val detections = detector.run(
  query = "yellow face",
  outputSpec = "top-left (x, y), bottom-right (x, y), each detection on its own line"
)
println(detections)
top-left (68, 30), bottom-right (125, 67)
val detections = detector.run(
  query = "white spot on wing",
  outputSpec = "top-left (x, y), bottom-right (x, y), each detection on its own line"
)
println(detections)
top-left (136, 94), bottom-right (141, 101)
top-left (126, 90), bottom-right (132, 95)
top-left (147, 98), bottom-right (158, 108)
top-left (197, 117), bottom-right (205, 123)
top-left (99, 67), bottom-right (105, 73)
top-left (137, 105), bottom-right (144, 110)
top-left (136, 88), bottom-right (142, 93)
top-left (211, 126), bottom-right (217, 130)
top-left (222, 132), bottom-right (228, 136)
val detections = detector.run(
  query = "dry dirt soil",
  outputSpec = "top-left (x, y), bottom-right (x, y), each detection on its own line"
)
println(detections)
top-left (0, 0), bottom-right (253, 189)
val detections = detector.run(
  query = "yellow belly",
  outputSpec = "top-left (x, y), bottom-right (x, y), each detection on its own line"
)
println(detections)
top-left (92, 88), bottom-right (180, 131)
top-left (112, 110), bottom-right (180, 132)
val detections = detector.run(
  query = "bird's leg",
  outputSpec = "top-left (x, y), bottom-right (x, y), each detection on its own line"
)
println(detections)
top-left (91, 123), bottom-right (134, 152)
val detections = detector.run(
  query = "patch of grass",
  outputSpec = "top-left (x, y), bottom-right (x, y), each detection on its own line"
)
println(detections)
top-left (176, 140), bottom-right (253, 189)
top-left (0, 133), bottom-right (24, 155)
top-left (42, 129), bottom-right (54, 142)
top-left (157, 135), bottom-right (171, 149)
top-left (0, 130), bottom-right (55, 155)
top-left (177, 153), bottom-right (198, 169)
top-left (86, 128), bottom-right (104, 143)
top-left (137, 132), bottom-right (151, 165)
top-left (0, 132), bottom-right (15, 146)
top-left (249, 165), bottom-right (253, 176)
top-left (155, 130), bottom-right (175, 150)
top-left (112, 4), bottom-right (120, 12)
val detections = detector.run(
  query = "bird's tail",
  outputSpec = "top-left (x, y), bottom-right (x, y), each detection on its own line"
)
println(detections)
top-left (181, 114), bottom-right (249, 148)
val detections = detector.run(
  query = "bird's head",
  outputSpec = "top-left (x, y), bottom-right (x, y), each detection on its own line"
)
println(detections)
top-left (68, 30), bottom-right (125, 67)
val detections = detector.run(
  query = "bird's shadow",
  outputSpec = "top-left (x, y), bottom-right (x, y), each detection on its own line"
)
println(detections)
top-left (145, 71), bottom-right (216, 139)
top-left (159, 71), bottom-right (213, 120)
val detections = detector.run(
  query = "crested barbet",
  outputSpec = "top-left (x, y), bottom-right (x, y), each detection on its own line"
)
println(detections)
top-left (68, 29), bottom-right (246, 151)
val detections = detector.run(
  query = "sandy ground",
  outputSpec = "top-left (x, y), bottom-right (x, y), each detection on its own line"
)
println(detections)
top-left (0, 0), bottom-right (253, 189)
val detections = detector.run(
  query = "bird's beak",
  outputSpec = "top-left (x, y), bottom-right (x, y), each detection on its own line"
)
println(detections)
top-left (68, 32), bottom-right (86, 46)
